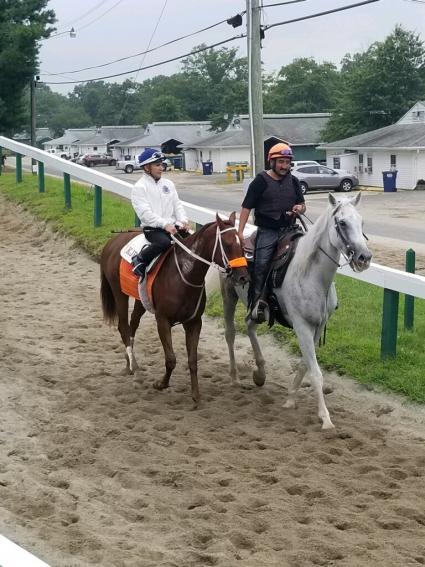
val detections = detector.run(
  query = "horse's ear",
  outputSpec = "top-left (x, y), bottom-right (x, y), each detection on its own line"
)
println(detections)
top-left (228, 211), bottom-right (236, 225)
top-left (351, 191), bottom-right (361, 206)
top-left (328, 193), bottom-right (337, 207)
top-left (216, 212), bottom-right (225, 228)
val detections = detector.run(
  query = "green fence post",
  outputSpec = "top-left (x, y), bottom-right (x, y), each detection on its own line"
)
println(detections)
top-left (64, 173), bottom-right (71, 209)
top-left (404, 248), bottom-right (415, 330)
top-left (134, 213), bottom-right (141, 228)
top-left (381, 288), bottom-right (399, 359)
top-left (16, 154), bottom-right (23, 183)
top-left (0, 146), bottom-right (2, 176)
top-left (38, 161), bottom-right (45, 193)
top-left (94, 185), bottom-right (102, 227)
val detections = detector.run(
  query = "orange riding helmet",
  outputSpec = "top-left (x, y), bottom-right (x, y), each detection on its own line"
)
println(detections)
top-left (268, 142), bottom-right (294, 162)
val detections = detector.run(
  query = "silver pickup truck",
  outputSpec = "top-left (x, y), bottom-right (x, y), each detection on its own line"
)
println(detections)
top-left (115, 157), bottom-right (173, 174)
top-left (115, 159), bottom-right (141, 174)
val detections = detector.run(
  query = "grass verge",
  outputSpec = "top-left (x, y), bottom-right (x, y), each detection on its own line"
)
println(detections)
top-left (206, 276), bottom-right (425, 404)
top-left (1, 171), bottom-right (424, 402)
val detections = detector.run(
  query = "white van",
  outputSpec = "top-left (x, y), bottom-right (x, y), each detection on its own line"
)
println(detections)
top-left (46, 148), bottom-right (71, 159)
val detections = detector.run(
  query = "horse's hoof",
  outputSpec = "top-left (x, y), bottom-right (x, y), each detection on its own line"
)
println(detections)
top-left (253, 369), bottom-right (266, 387)
top-left (120, 367), bottom-right (132, 376)
top-left (321, 420), bottom-right (335, 431)
top-left (153, 380), bottom-right (168, 390)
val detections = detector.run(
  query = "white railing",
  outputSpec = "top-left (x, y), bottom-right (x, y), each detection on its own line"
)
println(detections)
top-left (0, 535), bottom-right (50, 567)
top-left (2, 135), bottom-right (425, 299)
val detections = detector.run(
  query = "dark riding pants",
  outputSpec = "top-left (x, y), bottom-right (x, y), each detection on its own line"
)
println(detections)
top-left (138, 227), bottom-right (172, 266)
top-left (250, 227), bottom-right (280, 307)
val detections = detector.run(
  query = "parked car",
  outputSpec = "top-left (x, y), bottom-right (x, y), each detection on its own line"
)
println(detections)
top-left (292, 165), bottom-right (358, 194)
top-left (80, 153), bottom-right (117, 167)
top-left (46, 148), bottom-right (71, 160)
top-left (115, 158), bottom-right (141, 174)
top-left (291, 160), bottom-right (320, 168)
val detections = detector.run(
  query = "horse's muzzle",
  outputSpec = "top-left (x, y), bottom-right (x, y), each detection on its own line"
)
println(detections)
top-left (231, 268), bottom-right (250, 286)
top-left (350, 250), bottom-right (372, 272)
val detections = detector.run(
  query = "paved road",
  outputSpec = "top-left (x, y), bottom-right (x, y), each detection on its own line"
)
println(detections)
top-left (10, 157), bottom-right (425, 250)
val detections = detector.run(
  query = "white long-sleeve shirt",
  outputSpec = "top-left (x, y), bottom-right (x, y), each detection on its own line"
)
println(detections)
top-left (131, 172), bottom-right (188, 229)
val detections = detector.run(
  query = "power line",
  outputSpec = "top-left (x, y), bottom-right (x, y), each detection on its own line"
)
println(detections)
top-left (117, 0), bottom-right (168, 122)
top-left (42, 35), bottom-right (246, 85)
top-left (56, 0), bottom-right (109, 31)
top-left (262, 0), bottom-right (307, 7)
top-left (265, 0), bottom-right (381, 30)
top-left (40, 15), bottom-right (235, 76)
top-left (77, 0), bottom-right (125, 32)
top-left (42, 0), bottom-right (381, 86)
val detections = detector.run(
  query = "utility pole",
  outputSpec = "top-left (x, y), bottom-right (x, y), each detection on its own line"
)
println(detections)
top-left (30, 75), bottom-right (37, 172)
top-left (247, 0), bottom-right (264, 176)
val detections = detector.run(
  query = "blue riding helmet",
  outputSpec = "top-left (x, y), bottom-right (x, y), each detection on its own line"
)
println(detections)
top-left (138, 148), bottom-right (165, 166)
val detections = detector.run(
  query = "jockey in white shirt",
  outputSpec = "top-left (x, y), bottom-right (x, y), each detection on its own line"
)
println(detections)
top-left (131, 148), bottom-right (189, 279)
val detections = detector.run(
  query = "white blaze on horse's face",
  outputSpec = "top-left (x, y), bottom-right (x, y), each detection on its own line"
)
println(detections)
top-left (329, 192), bottom-right (372, 272)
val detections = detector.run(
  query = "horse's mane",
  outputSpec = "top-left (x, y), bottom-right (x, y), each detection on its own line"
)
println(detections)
top-left (293, 205), bottom-right (333, 272)
top-left (179, 219), bottom-right (233, 247)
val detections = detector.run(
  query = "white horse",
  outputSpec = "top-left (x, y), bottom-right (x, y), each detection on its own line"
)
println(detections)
top-left (220, 193), bottom-right (372, 429)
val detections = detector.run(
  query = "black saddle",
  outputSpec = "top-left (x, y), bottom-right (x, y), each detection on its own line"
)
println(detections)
top-left (244, 226), bottom-right (305, 328)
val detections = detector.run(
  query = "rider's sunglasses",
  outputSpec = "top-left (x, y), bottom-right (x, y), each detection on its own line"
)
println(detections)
top-left (152, 152), bottom-right (164, 160)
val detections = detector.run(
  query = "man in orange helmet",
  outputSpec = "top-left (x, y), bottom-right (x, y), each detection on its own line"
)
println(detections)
top-left (238, 142), bottom-right (306, 323)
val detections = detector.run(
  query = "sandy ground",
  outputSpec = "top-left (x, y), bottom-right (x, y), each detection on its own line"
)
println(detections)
top-left (1, 193), bottom-right (425, 567)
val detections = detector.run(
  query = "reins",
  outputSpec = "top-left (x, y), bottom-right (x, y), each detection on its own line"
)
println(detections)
top-left (169, 223), bottom-right (247, 325)
top-left (170, 225), bottom-right (246, 280)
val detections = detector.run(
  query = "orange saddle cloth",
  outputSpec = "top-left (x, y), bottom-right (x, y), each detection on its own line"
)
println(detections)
top-left (119, 249), bottom-right (172, 305)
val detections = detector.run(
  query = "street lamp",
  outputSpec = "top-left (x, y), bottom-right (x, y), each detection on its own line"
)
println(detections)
top-left (48, 27), bottom-right (77, 39)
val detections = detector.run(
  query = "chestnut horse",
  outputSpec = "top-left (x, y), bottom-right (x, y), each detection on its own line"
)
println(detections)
top-left (100, 213), bottom-right (249, 405)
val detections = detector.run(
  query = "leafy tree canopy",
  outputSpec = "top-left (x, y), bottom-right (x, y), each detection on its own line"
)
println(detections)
top-left (323, 26), bottom-right (425, 141)
top-left (0, 0), bottom-right (55, 134)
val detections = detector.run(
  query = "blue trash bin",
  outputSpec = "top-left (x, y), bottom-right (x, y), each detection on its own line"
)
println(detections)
top-left (202, 161), bottom-right (213, 175)
top-left (382, 170), bottom-right (397, 192)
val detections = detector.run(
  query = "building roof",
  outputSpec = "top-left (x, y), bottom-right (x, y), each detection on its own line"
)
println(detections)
top-left (46, 125), bottom-right (146, 147)
top-left (319, 122), bottom-right (425, 150)
top-left (45, 129), bottom-right (97, 146)
top-left (115, 122), bottom-right (212, 148)
top-left (182, 114), bottom-right (330, 149)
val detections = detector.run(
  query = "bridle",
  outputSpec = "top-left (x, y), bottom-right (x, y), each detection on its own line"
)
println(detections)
top-left (299, 209), bottom-right (369, 269)
top-left (170, 224), bottom-right (247, 287)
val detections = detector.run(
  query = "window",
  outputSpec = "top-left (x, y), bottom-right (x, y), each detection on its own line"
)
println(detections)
top-left (358, 154), bottom-right (364, 173)
top-left (390, 154), bottom-right (396, 170)
top-left (319, 166), bottom-right (334, 175)
top-left (333, 157), bottom-right (341, 169)
top-left (367, 156), bottom-right (373, 173)
top-left (93, 146), bottom-right (98, 151)
top-left (297, 166), bottom-right (319, 174)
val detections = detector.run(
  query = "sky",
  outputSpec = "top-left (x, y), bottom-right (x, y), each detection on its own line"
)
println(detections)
top-left (38, 0), bottom-right (425, 95)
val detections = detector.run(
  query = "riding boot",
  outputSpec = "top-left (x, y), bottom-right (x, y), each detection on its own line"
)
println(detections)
top-left (248, 267), bottom-right (270, 324)
top-left (131, 254), bottom-right (147, 279)
top-left (131, 245), bottom-right (151, 280)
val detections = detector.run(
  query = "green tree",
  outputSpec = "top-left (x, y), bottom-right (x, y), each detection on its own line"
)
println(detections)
top-left (149, 94), bottom-right (186, 122)
top-left (323, 26), bottom-right (425, 141)
top-left (180, 45), bottom-right (248, 129)
top-left (0, 0), bottom-right (55, 134)
top-left (264, 58), bottom-right (340, 113)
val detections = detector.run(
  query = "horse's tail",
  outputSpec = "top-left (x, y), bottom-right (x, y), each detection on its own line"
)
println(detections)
top-left (100, 269), bottom-right (117, 325)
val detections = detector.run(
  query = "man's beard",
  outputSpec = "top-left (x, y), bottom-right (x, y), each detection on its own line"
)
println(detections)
top-left (273, 165), bottom-right (290, 177)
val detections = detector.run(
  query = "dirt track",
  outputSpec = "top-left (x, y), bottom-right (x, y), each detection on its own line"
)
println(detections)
top-left (1, 193), bottom-right (425, 567)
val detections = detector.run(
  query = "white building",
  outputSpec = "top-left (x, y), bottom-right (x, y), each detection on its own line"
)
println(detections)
top-left (319, 102), bottom-right (425, 190)
top-left (182, 114), bottom-right (330, 173)
top-left (44, 126), bottom-right (145, 158)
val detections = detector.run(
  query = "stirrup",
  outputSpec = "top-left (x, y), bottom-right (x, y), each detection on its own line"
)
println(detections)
top-left (249, 299), bottom-right (269, 324)
top-left (131, 258), bottom-right (146, 280)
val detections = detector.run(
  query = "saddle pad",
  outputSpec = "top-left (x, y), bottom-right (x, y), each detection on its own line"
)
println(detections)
top-left (119, 248), bottom-right (173, 312)
top-left (120, 233), bottom-right (148, 263)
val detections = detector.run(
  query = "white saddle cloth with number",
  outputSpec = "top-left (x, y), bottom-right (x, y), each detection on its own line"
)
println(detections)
top-left (120, 233), bottom-right (149, 263)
